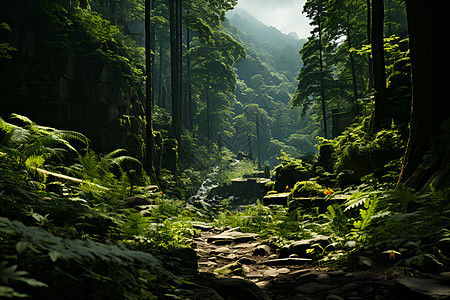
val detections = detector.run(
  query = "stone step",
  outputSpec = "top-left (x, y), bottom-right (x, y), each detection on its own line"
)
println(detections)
top-left (262, 192), bottom-right (290, 205)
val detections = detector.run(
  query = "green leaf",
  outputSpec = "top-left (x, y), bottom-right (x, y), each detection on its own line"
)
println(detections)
top-left (0, 285), bottom-right (29, 298)
top-left (49, 250), bottom-right (61, 262)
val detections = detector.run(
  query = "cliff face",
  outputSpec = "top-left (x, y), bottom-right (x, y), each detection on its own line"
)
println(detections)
top-left (0, 0), bottom-right (145, 158)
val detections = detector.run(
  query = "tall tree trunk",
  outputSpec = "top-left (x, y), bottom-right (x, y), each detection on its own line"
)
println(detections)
top-left (145, 0), bottom-right (157, 184)
top-left (150, 0), bottom-right (156, 107)
top-left (371, 0), bottom-right (386, 131)
top-left (386, 0), bottom-right (392, 37)
top-left (206, 82), bottom-right (211, 141)
top-left (397, 0), bottom-right (450, 190)
top-left (256, 114), bottom-right (261, 171)
top-left (346, 5), bottom-right (359, 116)
top-left (169, 0), bottom-right (182, 149)
top-left (177, 0), bottom-right (183, 132)
top-left (317, 13), bottom-right (328, 139)
top-left (366, 0), bottom-right (374, 91)
top-left (186, 24), bottom-right (193, 131)
top-left (157, 38), bottom-right (164, 106)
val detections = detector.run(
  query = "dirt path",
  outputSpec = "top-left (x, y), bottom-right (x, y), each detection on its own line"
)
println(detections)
top-left (191, 226), bottom-right (450, 300)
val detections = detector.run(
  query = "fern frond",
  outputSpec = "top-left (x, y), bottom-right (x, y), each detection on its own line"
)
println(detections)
top-left (0, 217), bottom-right (165, 273)
top-left (344, 191), bottom-right (382, 211)
top-left (10, 113), bottom-right (34, 125)
top-left (111, 156), bottom-right (142, 168)
top-left (57, 130), bottom-right (90, 147)
top-left (2, 126), bottom-right (31, 146)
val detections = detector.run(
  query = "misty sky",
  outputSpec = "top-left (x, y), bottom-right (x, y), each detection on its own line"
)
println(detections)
top-left (235, 0), bottom-right (312, 39)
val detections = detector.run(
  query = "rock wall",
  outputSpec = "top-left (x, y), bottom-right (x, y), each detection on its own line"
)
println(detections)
top-left (0, 0), bottom-right (145, 158)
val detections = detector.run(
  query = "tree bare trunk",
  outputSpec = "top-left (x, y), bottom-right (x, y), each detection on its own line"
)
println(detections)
top-left (397, 0), bottom-right (450, 190)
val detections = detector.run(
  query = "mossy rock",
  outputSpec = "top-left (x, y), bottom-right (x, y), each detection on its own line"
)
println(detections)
top-left (214, 262), bottom-right (245, 276)
top-left (274, 162), bottom-right (313, 192)
top-left (290, 181), bottom-right (325, 198)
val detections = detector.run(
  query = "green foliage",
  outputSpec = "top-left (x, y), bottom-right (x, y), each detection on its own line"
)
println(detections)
top-left (0, 114), bottom-right (89, 169)
top-left (0, 216), bottom-right (178, 299)
top-left (0, 22), bottom-right (17, 60)
top-left (314, 117), bottom-right (405, 186)
top-left (214, 203), bottom-right (331, 247)
top-left (291, 181), bottom-right (325, 197)
top-left (273, 151), bottom-right (315, 192)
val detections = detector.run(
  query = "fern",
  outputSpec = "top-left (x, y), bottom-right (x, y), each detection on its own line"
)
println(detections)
top-left (343, 191), bottom-right (383, 211)
top-left (0, 216), bottom-right (164, 271)
top-left (1, 114), bottom-right (89, 167)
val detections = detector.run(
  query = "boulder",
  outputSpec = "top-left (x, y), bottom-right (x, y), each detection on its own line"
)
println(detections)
top-left (389, 275), bottom-right (450, 299)
top-left (210, 278), bottom-right (271, 300)
top-left (280, 236), bottom-right (331, 258)
top-left (160, 248), bottom-right (198, 273)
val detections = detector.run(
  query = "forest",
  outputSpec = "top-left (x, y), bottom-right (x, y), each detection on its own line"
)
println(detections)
top-left (0, 0), bottom-right (449, 299)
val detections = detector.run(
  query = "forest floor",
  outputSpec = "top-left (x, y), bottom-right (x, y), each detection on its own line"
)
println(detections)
top-left (191, 226), bottom-right (450, 300)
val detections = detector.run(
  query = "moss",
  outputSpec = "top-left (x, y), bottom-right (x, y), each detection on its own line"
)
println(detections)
top-left (274, 161), bottom-right (313, 192)
top-left (290, 181), bottom-right (325, 198)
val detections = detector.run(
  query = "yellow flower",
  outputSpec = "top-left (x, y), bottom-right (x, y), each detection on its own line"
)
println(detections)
top-left (324, 188), bottom-right (334, 196)
top-left (389, 250), bottom-right (396, 260)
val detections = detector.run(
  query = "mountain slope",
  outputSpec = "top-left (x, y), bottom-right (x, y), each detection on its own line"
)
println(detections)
top-left (225, 8), bottom-right (306, 85)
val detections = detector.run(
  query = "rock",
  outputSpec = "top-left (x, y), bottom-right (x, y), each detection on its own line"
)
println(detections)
top-left (326, 295), bottom-right (345, 300)
top-left (253, 245), bottom-right (272, 256)
top-left (279, 245), bottom-right (291, 258)
top-left (222, 226), bottom-right (242, 233)
top-left (214, 247), bottom-right (233, 254)
top-left (263, 268), bottom-right (290, 278)
top-left (259, 257), bottom-right (312, 266)
top-left (193, 224), bottom-right (215, 231)
top-left (231, 242), bottom-right (260, 249)
top-left (210, 278), bottom-right (271, 300)
top-left (357, 255), bottom-right (372, 270)
top-left (214, 262), bottom-right (245, 276)
top-left (247, 272), bottom-right (264, 279)
top-left (262, 192), bottom-right (290, 206)
top-left (330, 283), bottom-right (359, 294)
top-left (207, 231), bottom-right (259, 245)
top-left (161, 248), bottom-right (198, 273)
top-left (198, 261), bottom-right (217, 268)
top-left (345, 240), bottom-right (357, 249)
top-left (406, 253), bottom-right (444, 273)
top-left (434, 272), bottom-right (450, 285)
top-left (191, 287), bottom-right (224, 300)
top-left (295, 282), bottom-right (338, 294)
top-left (281, 236), bottom-right (331, 258)
top-left (226, 253), bottom-right (238, 260)
top-left (238, 257), bottom-right (257, 265)
top-left (328, 270), bottom-right (346, 277)
top-left (389, 275), bottom-right (450, 299)
top-left (316, 273), bottom-right (331, 283)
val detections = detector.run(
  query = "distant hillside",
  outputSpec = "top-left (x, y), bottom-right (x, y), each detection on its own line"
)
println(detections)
top-left (224, 8), bottom-right (306, 86)
top-left (218, 9), bottom-right (319, 165)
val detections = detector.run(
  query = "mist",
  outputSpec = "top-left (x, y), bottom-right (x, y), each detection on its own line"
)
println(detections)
top-left (235, 0), bottom-right (312, 38)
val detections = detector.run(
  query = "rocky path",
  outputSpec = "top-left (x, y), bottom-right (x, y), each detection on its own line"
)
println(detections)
top-left (190, 225), bottom-right (450, 300)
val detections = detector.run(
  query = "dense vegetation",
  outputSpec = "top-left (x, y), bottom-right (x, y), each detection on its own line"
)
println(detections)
top-left (0, 0), bottom-right (449, 298)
